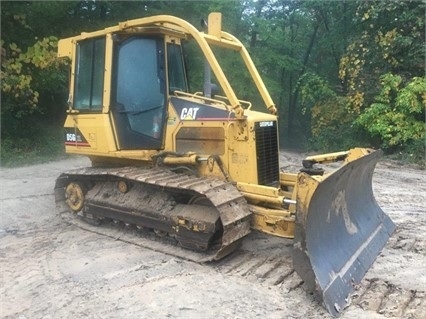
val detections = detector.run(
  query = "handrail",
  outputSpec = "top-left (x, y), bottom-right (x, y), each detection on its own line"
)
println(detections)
top-left (214, 95), bottom-right (252, 110)
top-left (172, 91), bottom-right (230, 110)
top-left (59, 13), bottom-right (279, 118)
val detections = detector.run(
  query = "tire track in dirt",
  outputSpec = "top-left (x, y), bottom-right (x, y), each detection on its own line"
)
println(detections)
top-left (215, 249), bottom-right (303, 290)
top-left (56, 197), bottom-right (425, 318)
top-left (1, 229), bottom-right (65, 316)
top-left (214, 245), bottom-right (425, 318)
top-left (356, 164), bottom-right (426, 318)
top-left (211, 222), bottom-right (426, 318)
top-left (2, 154), bottom-right (425, 318)
top-left (351, 278), bottom-right (425, 318)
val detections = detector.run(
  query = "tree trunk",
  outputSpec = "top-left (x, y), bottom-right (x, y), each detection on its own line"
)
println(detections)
top-left (249, 0), bottom-right (266, 49)
top-left (287, 23), bottom-right (319, 138)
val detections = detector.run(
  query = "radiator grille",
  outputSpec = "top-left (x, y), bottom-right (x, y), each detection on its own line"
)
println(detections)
top-left (255, 121), bottom-right (279, 186)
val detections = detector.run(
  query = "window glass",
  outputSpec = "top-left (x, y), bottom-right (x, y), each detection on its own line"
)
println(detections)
top-left (115, 38), bottom-right (165, 137)
top-left (92, 39), bottom-right (105, 106)
top-left (74, 38), bottom-right (105, 110)
top-left (167, 43), bottom-right (187, 93)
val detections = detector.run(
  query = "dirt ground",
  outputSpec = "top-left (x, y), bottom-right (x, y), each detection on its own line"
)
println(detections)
top-left (1, 152), bottom-right (425, 319)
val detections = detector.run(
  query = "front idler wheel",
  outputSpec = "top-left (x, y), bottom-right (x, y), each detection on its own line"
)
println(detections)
top-left (65, 182), bottom-right (86, 213)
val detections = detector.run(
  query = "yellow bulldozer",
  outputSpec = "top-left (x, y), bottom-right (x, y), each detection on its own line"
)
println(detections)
top-left (54, 13), bottom-right (395, 316)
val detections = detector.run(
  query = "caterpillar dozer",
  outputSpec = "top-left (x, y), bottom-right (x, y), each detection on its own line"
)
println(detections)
top-left (54, 13), bottom-right (395, 316)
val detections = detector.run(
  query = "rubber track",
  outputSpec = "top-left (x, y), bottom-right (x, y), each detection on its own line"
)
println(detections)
top-left (54, 166), bottom-right (252, 262)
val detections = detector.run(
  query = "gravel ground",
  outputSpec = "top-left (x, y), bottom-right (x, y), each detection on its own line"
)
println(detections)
top-left (1, 152), bottom-right (425, 318)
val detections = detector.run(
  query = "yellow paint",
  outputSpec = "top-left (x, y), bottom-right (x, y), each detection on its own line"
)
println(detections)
top-left (58, 13), bottom-right (378, 239)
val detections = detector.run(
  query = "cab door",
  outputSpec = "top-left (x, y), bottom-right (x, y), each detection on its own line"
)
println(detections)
top-left (111, 37), bottom-right (166, 150)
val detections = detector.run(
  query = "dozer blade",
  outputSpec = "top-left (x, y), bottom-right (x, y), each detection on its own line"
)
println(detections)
top-left (293, 149), bottom-right (395, 317)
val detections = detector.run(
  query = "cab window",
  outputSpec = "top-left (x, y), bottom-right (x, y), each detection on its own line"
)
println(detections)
top-left (167, 43), bottom-right (188, 93)
top-left (111, 37), bottom-right (166, 149)
top-left (74, 37), bottom-right (105, 110)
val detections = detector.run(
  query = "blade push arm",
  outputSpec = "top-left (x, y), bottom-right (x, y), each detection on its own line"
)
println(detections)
top-left (302, 151), bottom-right (349, 169)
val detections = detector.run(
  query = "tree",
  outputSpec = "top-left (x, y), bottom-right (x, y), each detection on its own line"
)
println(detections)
top-left (339, 1), bottom-right (425, 113)
top-left (1, 37), bottom-right (66, 119)
top-left (301, 0), bottom-right (425, 154)
top-left (2, 0), bottom-right (424, 165)
top-left (238, 1), bottom-right (363, 149)
top-left (357, 73), bottom-right (425, 150)
top-left (0, 2), bottom-right (71, 144)
top-left (238, 1), bottom-right (318, 147)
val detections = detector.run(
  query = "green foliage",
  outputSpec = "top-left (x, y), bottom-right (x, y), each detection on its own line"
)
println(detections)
top-left (398, 139), bottom-right (426, 167)
top-left (308, 104), bottom-right (365, 152)
top-left (1, 37), bottom-right (67, 118)
top-left (357, 73), bottom-right (426, 149)
top-left (299, 73), bottom-right (362, 151)
top-left (0, 121), bottom-right (65, 167)
top-left (1, 0), bottom-right (425, 165)
top-left (299, 73), bottom-right (336, 112)
top-left (339, 1), bottom-right (425, 113)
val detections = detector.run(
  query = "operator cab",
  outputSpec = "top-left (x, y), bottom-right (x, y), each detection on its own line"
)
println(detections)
top-left (73, 34), bottom-right (188, 150)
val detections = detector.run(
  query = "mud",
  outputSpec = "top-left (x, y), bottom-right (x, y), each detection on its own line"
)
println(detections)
top-left (1, 152), bottom-right (425, 318)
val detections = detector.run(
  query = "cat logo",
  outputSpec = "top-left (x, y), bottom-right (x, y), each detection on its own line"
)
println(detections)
top-left (180, 107), bottom-right (200, 120)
